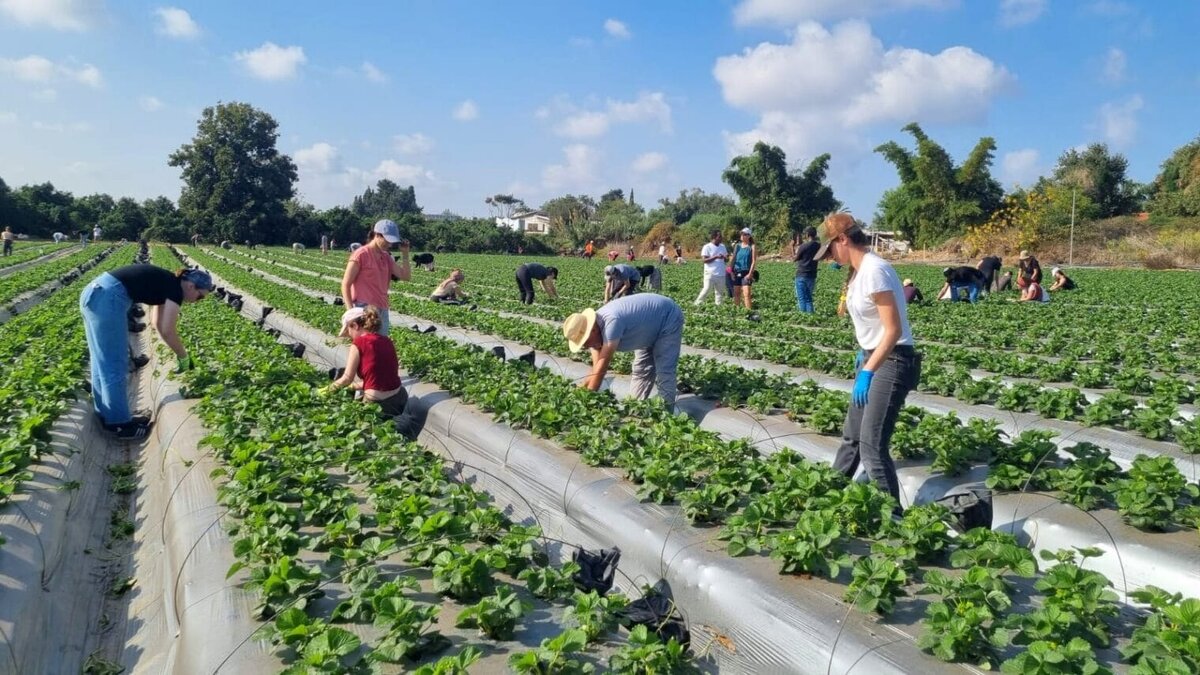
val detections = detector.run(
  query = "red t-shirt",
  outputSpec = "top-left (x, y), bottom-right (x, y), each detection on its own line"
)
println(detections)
top-left (352, 332), bottom-right (401, 392)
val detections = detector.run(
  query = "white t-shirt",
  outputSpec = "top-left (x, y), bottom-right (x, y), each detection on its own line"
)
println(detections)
top-left (700, 242), bottom-right (728, 276)
top-left (847, 252), bottom-right (914, 350)
top-left (658, 245), bottom-right (666, 256)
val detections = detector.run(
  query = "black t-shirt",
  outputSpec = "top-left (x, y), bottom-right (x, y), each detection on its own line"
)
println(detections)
top-left (1020, 257), bottom-right (1042, 281)
top-left (523, 263), bottom-right (550, 280)
top-left (1058, 274), bottom-right (1076, 290)
top-left (110, 265), bottom-right (184, 305)
top-left (979, 256), bottom-right (1001, 276)
top-left (794, 240), bottom-right (820, 278)
top-left (945, 266), bottom-right (986, 284)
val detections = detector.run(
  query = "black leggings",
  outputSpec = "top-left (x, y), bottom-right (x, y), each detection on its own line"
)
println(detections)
top-left (516, 265), bottom-right (536, 304)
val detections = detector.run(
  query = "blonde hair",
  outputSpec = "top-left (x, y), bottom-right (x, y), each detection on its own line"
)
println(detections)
top-left (352, 306), bottom-right (383, 333)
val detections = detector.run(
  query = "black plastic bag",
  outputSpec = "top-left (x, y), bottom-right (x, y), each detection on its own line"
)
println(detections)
top-left (936, 489), bottom-right (993, 533)
top-left (621, 579), bottom-right (691, 647)
top-left (572, 546), bottom-right (620, 595)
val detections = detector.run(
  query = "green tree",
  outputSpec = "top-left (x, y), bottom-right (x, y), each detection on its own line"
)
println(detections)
top-left (598, 188), bottom-right (626, 211)
top-left (1050, 143), bottom-right (1141, 218)
top-left (484, 193), bottom-right (526, 219)
top-left (1148, 136), bottom-right (1200, 218)
top-left (169, 101), bottom-right (298, 244)
top-left (542, 194), bottom-right (597, 247)
top-left (141, 196), bottom-right (189, 242)
top-left (875, 123), bottom-right (1002, 248)
top-left (647, 188), bottom-right (737, 226)
top-left (721, 142), bottom-right (838, 245)
top-left (353, 179), bottom-right (421, 218)
top-left (12, 182), bottom-right (77, 237)
top-left (99, 197), bottom-right (148, 241)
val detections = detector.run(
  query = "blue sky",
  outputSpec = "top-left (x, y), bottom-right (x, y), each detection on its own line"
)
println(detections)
top-left (1, 0), bottom-right (1198, 220)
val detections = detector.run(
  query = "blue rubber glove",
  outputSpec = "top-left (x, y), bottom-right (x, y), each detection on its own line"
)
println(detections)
top-left (852, 369), bottom-right (874, 408)
top-left (854, 349), bottom-right (866, 371)
top-left (830, 262), bottom-right (843, 270)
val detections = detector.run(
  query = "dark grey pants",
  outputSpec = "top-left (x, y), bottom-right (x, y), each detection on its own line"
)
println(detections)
top-left (832, 347), bottom-right (921, 505)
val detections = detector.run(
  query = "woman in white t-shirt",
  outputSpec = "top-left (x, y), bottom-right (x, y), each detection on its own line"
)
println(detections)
top-left (814, 213), bottom-right (920, 511)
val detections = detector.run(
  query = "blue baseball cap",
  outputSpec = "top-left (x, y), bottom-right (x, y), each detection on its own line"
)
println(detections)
top-left (373, 219), bottom-right (401, 243)
top-left (181, 268), bottom-right (214, 291)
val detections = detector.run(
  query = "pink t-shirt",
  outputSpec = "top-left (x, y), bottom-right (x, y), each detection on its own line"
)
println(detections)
top-left (348, 245), bottom-right (399, 309)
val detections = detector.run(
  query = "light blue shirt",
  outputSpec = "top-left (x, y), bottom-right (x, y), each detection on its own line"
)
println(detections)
top-left (596, 294), bottom-right (683, 351)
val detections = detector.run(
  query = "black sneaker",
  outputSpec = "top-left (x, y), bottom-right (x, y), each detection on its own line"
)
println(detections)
top-left (128, 320), bottom-right (146, 333)
top-left (100, 411), bottom-right (151, 430)
top-left (109, 422), bottom-right (150, 440)
top-left (132, 354), bottom-right (150, 369)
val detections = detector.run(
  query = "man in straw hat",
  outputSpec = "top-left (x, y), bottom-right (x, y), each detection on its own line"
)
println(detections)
top-left (562, 294), bottom-right (685, 408)
top-left (1017, 249), bottom-right (1042, 290)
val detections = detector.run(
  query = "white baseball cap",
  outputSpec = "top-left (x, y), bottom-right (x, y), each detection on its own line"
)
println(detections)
top-left (338, 306), bottom-right (366, 336)
top-left (740, 227), bottom-right (752, 235)
top-left (372, 219), bottom-right (401, 243)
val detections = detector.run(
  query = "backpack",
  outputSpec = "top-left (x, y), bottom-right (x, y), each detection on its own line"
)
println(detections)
top-left (935, 489), bottom-right (993, 533)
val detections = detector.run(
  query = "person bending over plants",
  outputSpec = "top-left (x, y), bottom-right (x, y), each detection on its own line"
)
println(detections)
top-left (603, 264), bottom-right (641, 303)
top-left (80, 265), bottom-right (214, 439)
top-left (324, 306), bottom-right (409, 418)
top-left (515, 262), bottom-right (558, 304)
top-left (563, 293), bottom-right (685, 409)
top-left (815, 213), bottom-right (921, 510)
top-left (430, 269), bottom-right (469, 305)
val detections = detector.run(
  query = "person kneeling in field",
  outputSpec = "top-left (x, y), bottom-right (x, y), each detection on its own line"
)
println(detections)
top-left (430, 269), bottom-right (468, 305)
top-left (324, 306), bottom-right (409, 417)
top-left (563, 293), bottom-right (685, 409)
top-left (1019, 280), bottom-right (1050, 303)
top-left (1048, 267), bottom-right (1076, 291)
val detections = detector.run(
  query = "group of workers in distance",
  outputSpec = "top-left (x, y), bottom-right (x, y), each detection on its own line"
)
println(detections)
top-left (929, 250), bottom-right (1075, 304)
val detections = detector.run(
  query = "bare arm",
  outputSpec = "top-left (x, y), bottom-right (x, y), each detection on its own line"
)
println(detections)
top-left (341, 260), bottom-right (360, 307)
top-left (153, 301), bottom-right (187, 359)
top-left (332, 345), bottom-right (362, 390)
top-left (584, 339), bottom-right (620, 390)
top-left (389, 242), bottom-right (412, 282)
top-left (862, 291), bottom-right (903, 372)
top-left (748, 244), bottom-right (757, 275)
top-left (542, 279), bottom-right (557, 298)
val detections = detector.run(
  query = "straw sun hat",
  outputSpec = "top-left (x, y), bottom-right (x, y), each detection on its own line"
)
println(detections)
top-left (562, 308), bottom-right (597, 353)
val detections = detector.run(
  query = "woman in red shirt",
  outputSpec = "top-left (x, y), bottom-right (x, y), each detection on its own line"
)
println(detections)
top-left (324, 306), bottom-right (408, 416)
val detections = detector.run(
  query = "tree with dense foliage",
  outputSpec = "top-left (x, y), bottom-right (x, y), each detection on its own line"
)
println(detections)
top-left (874, 123), bottom-right (1003, 248)
top-left (484, 194), bottom-right (526, 219)
top-left (168, 101), bottom-right (298, 244)
top-left (542, 194), bottom-right (598, 246)
top-left (1049, 143), bottom-right (1142, 218)
top-left (647, 188), bottom-right (737, 226)
top-left (1147, 136), bottom-right (1200, 218)
top-left (353, 179), bottom-right (421, 218)
top-left (721, 142), bottom-right (839, 246)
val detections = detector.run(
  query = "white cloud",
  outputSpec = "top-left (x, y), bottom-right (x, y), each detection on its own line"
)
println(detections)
top-left (393, 132), bottom-right (434, 155)
top-left (0, 0), bottom-right (98, 31)
top-left (452, 99), bottom-right (479, 121)
top-left (1001, 148), bottom-right (1041, 186)
top-left (0, 55), bottom-right (102, 88)
top-left (631, 152), bottom-right (668, 173)
top-left (1097, 94), bottom-right (1142, 147)
top-left (549, 91), bottom-right (673, 139)
top-left (153, 6), bottom-right (199, 39)
top-left (999, 0), bottom-right (1045, 27)
top-left (604, 18), bottom-right (631, 39)
top-left (713, 20), bottom-right (1013, 159)
top-left (138, 95), bottom-right (164, 112)
top-left (372, 159), bottom-right (436, 185)
top-left (0, 55), bottom-right (55, 81)
top-left (1101, 47), bottom-right (1126, 83)
top-left (732, 0), bottom-right (954, 26)
top-left (361, 61), bottom-right (387, 83)
top-left (0, 111), bottom-right (17, 124)
top-left (543, 144), bottom-right (599, 191)
top-left (233, 42), bottom-right (306, 81)
top-left (294, 142), bottom-right (340, 173)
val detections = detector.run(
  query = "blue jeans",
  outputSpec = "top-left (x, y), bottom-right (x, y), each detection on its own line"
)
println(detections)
top-left (80, 273), bottom-right (133, 425)
top-left (950, 282), bottom-right (980, 303)
top-left (795, 276), bottom-right (815, 313)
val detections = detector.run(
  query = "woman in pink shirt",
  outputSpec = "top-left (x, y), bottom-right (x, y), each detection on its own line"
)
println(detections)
top-left (340, 219), bottom-right (411, 335)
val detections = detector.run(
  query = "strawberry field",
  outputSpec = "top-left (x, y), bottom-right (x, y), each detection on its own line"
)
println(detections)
top-left (2, 242), bottom-right (1199, 673)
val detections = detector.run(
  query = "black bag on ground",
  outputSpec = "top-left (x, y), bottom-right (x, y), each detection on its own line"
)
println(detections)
top-left (572, 546), bottom-right (620, 595)
top-left (936, 489), bottom-right (993, 533)
top-left (621, 579), bottom-right (691, 647)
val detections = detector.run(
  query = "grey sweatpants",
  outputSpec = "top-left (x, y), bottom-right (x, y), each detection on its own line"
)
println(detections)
top-left (832, 348), bottom-right (921, 505)
top-left (629, 307), bottom-right (684, 408)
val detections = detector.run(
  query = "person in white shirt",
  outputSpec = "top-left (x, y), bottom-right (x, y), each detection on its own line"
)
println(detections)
top-left (92, 225), bottom-right (102, 242)
top-left (658, 242), bottom-right (669, 265)
top-left (693, 229), bottom-right (728, 306)
top-left (814, 213), bottom-right (920, 512)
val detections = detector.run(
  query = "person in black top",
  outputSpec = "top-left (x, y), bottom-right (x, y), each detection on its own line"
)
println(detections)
top-left (939, 266), bottom-right (987, 303)
top-left (515, 263), bottom-right (559, 304)
top-left (977, 255), bottom-right (1002, 292)
top-left (792, 226), bottom-right (820, 313)
top-left (1017, 250), bottom-right (1042, 290)
top-left (1049, 267), bottom-right (1076, 291)
top-left (80, 265), bottom-right (213, 438)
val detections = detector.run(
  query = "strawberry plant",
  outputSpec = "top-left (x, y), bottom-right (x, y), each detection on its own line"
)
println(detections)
top-left (519, 562), bottom-right (582, 602)
top-left (1045, 443), bottom-right (1122, 511)
top-left (997, 382), bottom-right (1042, 412)
top-left (844, 556), bottom-right (907, 615)
top-left (1122, 586), bottom-right (1200, 674)
top-left (917, 567), bottom-right (1012, 667)
top-left (413, 646), bottom-right (482, 675)
top-left (508, 628), bottom-right (595, 674)
top-left (370, 595), bottom-right (450, 663)
top-left (835, 481), bottom-right (896, 537)
top-left (1034, 387), bottom-right (1086, 420)
top-left (1129, 398), bottom-right (1177, 440)
top-left (607, 625), bottom-right (698, 675)
top-left (769, 509), bottom-right (852, 579)
top-left (566, 591), bottom-right (628, 643)
top-left (1110, 455), bottom-right (1199, 531)
top-left (1081, 392), bottom-right (1137, 428)
top-left (432, 546), bottom-right (505, 600)
top-left (888, 503), bottom-right (955, 563)
top-left (1000, 637), bottom-right (1112, 675)
top-left (1177, 416), bottom-right (1200, 455)
top-left (245, 556), bottom-right (324, 618)
top-left (716, 502), bottom-right (769, 557)
top-left (950, 529), bottom-right (1038, 579)
top-left (455, 585), bottom-right (530, 640)
top-left (1016, 548), bottom-right (1118, 648)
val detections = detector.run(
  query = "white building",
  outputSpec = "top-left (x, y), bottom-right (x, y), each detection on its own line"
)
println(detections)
top-left (495, 210), bottom-right (551, 236)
